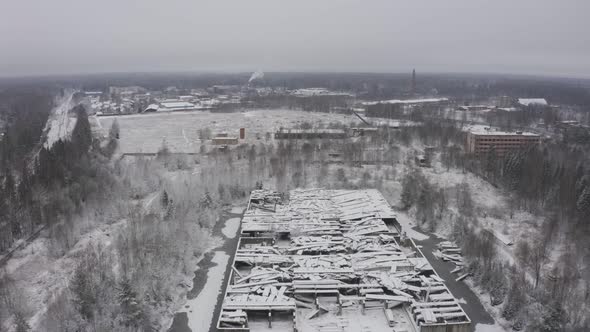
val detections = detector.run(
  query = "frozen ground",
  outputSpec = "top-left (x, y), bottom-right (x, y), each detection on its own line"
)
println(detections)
top-left (475, 323), bottom-right (506, 332)
top-left (1, 219), bottom-right (126, 331)
top-left (230, 206), bottom-right (245, 214)
top-left (221, 218), bottom-right (240, 239)
top-left (466, 280), bottom-right (512, 331)
top-left (395, 211), bottom-right (429, 240)
top-left (97, 109), bottom-right (359, 153)
top-left (178, 251), bottom-right (229, 332)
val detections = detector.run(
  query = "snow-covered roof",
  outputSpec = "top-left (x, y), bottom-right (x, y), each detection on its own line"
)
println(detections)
top-left (468, 127), bottom-right (539, 137)
top-left (518, 98), bottom-right (548, 106)
top-left (160, 101), bottom-right (195, 109)
top-left (277, 128), bottom-right (346, 134)
top-left (362, 98), bottom-right (448, 106)
top-left (496, 107), bottom-right (519, 112)
top-left (291, 88), bottom-right (353, 97)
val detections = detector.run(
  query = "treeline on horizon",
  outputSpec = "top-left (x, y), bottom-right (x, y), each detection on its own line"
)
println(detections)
top-left (3, 72), bottom-right (589, 106)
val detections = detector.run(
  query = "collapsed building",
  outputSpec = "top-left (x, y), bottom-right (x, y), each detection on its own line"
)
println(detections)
top-left (217, 189), bottom-right (470, 332)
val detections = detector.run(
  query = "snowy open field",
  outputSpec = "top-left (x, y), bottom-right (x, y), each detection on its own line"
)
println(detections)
top-left (97, 109), bottom-right (359, 154)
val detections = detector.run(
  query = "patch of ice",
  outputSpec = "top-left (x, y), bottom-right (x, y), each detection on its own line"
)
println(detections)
top-left (230, 206), bottom-right (245, 214)
top-left (181, 251), bottom-right (229, 332)
top-left (396, 212), bottom-right (429, 240)
top-left (221, 218), bottom-right (240, 239)
top-left (474, 322), bottom-right (506, 332)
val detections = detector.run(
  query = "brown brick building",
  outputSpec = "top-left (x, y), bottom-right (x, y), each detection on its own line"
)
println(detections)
top-left (466, 128), bottom-right (540, 156)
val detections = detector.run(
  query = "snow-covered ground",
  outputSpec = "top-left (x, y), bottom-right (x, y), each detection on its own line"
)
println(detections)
top-left (475, 322), bottom-right (506, 332)
top-left (467, 280), bottom-right (513, 332)
top-left (395, 211), bottom-right (429, 240)
top-left (230, 206), bottom-right (245, 214)
top-left (178, 251), bottom-right (229, 332)
top-left (97, 109), bottom-right (360, 154)
top-left (1, 219), bottom-right (126, 331)
top-left (44, 90), bottom-right (77, 148)
top-left (221, 217), bottom-right (240, 239)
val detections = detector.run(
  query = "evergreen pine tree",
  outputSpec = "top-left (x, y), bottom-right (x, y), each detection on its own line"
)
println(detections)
top-left (161, 190), bottom-right (169, 208)
top-left (400, 173), bottom-right (416, 209)
top-left (14, 312), bottom-right (31, 332)
top-left (70, 106), bottom-right (92, 157)
top-left (576, 185), bottom-right (590, 217)
top-left (109, 119), bottom-right (120, 140)
top-left (200, 191), bottom-right (213, 209)
top-left (117, 278), bottom-right (144, 328)
top-left (70, 264), bottom-right (96, 321)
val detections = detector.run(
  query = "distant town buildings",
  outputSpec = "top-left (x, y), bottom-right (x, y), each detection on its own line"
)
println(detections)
top-left (362, 97), bottom-right (449, 107)
top-left (290, 88), bottom-right (353, 97)
top-left (466, 127), bottom-right (541, 156)
top-left (109, 86), bottom-right (146, 96)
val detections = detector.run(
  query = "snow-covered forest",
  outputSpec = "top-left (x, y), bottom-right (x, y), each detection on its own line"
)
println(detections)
top-left (0, 75), bottom-right (590, 332)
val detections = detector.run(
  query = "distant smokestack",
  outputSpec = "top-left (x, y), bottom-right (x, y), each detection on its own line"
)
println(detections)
top-left (248, 70), bottom-right (264, 83)
top-left (411, 69), bottom-right (416, 96)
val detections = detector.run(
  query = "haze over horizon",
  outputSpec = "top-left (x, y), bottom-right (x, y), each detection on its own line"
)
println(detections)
top-left (1, 0), bottom-right (589, 78)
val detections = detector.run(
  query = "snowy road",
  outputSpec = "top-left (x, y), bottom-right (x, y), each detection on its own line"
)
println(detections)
top-left (44, 90), bottom-right (77, 148)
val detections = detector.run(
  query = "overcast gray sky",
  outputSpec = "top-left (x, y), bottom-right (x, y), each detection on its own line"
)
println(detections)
top-left (1, 0), bottom-right (589, 77)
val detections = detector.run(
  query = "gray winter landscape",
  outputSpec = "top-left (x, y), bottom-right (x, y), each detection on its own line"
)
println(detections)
top-left (1, 1), bottom-right (590, 332)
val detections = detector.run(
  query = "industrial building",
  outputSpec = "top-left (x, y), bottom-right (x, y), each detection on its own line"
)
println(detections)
top-left (142, 101), bottom-right (198, 112)
top-left (216, 189), bottom-right (470, 332)
top-left (517, 98), bottom-right (548, 107)
top-left (158, 101), bottom-right (197, 112)
top-left (274, 129), bottom-right (347, 140)
top-left (466, 127), bottom-right (540, 156)
top-left (213, 136), bottom-right (239, 145)
top-left (363, 98), bottom-right (450, 119)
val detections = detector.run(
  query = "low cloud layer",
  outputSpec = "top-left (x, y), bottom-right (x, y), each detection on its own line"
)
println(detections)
top-left (1, 0), bottom-right (589, 77)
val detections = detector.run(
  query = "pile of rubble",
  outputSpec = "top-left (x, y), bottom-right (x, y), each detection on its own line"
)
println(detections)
top-left (433, 241), bottom-right (471, 281)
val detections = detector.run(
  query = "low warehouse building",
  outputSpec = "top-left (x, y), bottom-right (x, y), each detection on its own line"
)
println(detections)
top-left (158, 101), bottom-right (196, 112)
top-left (212, 137), bottom-right (239, 145)
top-left (274, 128), bottom-right (347, 139)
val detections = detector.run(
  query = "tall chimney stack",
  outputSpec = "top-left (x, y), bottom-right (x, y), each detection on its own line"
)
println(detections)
top-left (411, 69), bottom-right (416, 96)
